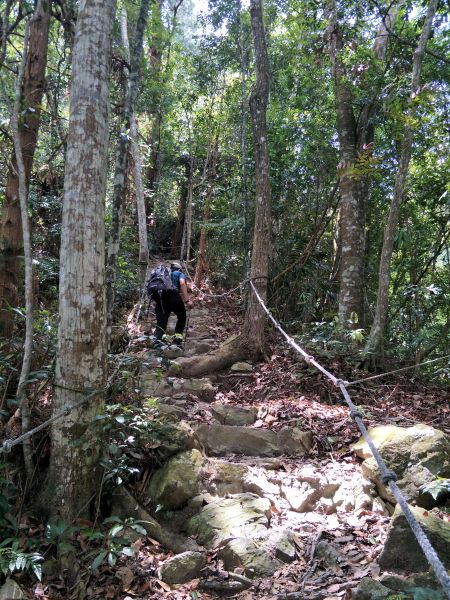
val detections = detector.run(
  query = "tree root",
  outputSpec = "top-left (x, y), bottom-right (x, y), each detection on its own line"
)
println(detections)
top-left (111, 487), bottom-right (202, 554)
top-left (169, 335), bottom-right (250, 378)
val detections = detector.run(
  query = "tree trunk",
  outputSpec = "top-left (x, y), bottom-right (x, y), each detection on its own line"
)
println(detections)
top-left (105, 0), bottom-right (150, 334)
top-left (180, 156), bottom-right (195, 263)
top-left (241, 0), bottom-right (272, 357)
top-left (329, 2), bottom-right (397, 329)
top-left (0, 0), bottom-right (51, 338)
top-left (194, 138), bottom-right (219, 287)
top-left (10, 20), bottom-right (33, 477)
top-left (171, 156), bottom-right (191, 256)
top-left (46, 0), bottom-right (115, 520)
top-left (364, 0), bottom-right (438, 359)
top-left (120, 9), bottom-right (149, 270)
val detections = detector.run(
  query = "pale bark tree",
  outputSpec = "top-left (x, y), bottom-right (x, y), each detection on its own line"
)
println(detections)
top-left (328, 1), bottom-right (397, 328)
top-left (120, 9), bottom-right (149, 272)
top-left (365, 0), bottom-right (438, 359)
top-left (105, 0), bottom-right (150, 333)
top-left (0, 0), bottom-right (51, 338)
top-left (241, 0), bottom-right (272, 356)
top-left (194, 137), bottom-right (219, 287)
top-left (10, 19), bottom-right (33, 476)
top-left (46, 0), bottom-right (115, 519)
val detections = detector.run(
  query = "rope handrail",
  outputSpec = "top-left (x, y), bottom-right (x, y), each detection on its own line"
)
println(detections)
top-left (249, 281), bottom-right (450, 599)
top-left (346, 354), bottom-right (450, 387)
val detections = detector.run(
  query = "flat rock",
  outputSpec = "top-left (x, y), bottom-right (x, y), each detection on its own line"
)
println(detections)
top-left (200, 459), bottom-right (250, 495)
top-left (281, 481), bottom-right (320, 512)
top-left (379, 503), bottom-right (450, 572)
top-left (163, 345), bottom-right (184, 359)
top-left (185, 494), bottom-right (271, 547)
top-left (194, 424), bottom-right (312, 457)
top-left (158, 551), bottom-right (206, 584)
top-left (0, 579), bottom-right (26, 600)
top-left (149, 449), bottom-right (206, 509)
top-left (141, 373), bottom-right (172, 397)
top-left (211, 402), bottom-right (258, 426)
top-left (353, 424), bottom-right (450, 505)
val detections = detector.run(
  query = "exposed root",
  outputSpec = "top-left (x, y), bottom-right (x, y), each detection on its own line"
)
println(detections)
top-left (169, 335), bottom-right (251, 378)
top-left (111, 487), bottom-right (202, 554)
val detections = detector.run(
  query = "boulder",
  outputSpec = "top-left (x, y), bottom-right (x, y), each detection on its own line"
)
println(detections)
top-left (352, 574), bottom-right (447, 600)
top-left (380, 573), bottom-right (447, 600)
top-left (158, 551), bottom-right (206, 584)
top-left (211, 403), bottom-right (258, 426)
top-left (353, 424), bottom-right (450, 505)
top-left (219, 537), bottom-right (283, 577)
top-left (379, 504), bottom-right (450, 573)
top-left (194, 424), bottom-right (312, 457)
top-left (149, 449), bottom-right (206, 509)
top-left (185, 494), bottom-right (271, 547)
top-left (351, 578), bottom-right (393, 599)
top-left (0, 579), bottom-right (25, 600)
top-left (184, 340), bottom-right (215, 357)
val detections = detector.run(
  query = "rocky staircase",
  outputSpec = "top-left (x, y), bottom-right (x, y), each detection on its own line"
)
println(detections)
top-left (112, 302), bottom-right (450, 598)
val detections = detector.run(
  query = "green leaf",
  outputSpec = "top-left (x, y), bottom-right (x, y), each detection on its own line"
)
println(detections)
top-left (91, 550), bottom-right (107, 570)
top-left (107, 552), bottom-right (117, 567)
top-left (108, 524), bottom-right (124, 538)
top-left (121, 546), bottom-right (135, 557)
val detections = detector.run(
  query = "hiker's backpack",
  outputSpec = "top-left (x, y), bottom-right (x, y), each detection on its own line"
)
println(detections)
top-left (146, 265), bottom-right (174, 296)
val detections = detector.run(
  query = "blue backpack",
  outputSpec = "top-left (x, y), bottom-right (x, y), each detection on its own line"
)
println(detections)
top-left (147, 265), bottom-right (174, 296)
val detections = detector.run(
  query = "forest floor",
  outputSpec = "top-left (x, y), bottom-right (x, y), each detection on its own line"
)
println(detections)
top-left (15, 288), bottom-right (450, 600)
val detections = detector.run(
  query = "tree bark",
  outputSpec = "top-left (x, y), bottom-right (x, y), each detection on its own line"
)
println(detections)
top-left (46, 0), bottom-right (115, 520)
top-left (364, 0), bottom-right (438, 359)
top-left (241, 0), bottom-right (272, 357)
top-left (0, 0), bottom-right (51, 338)
top-left (171, 155), bottom-right (191, 256)
top-left (105, 0), bottom-right (150, 334)
top-left (120, 9), bottom-right (149, 270)
top-left (329, 1), bottom-right (397, 329)
top-left (10, 19), bottom-right (33, 477)
top-left (194, 138), bottom-right (219, 287)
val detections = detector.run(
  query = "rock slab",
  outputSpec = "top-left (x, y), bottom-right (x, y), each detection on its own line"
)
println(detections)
top-left (158, 551), bottom-right (206, 584)
top-left (194, 424), bottom-right (312, 457)
top-left (379, 503), bottom-right (450, 573)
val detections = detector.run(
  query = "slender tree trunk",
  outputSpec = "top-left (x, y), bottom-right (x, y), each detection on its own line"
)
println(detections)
top-left (241, 0), bottom-right (271, 357)
top-left (120, 9), bottom-right (149, 271)
top-left (329, 1), bottom-right (397, 329)
top-left (171, 156), bottom-right (191, 256)
top-left (365, 0), bottom-right (438, 359)
top-left (0, 0), bottom-right (51, 338)
top-left (194, 138), bottom-right (219, 286)
top-left (105, 0), bottom-right (150, 333)
top-left (46, 0), bottom-right (115, 520)
top-left (10, 20), bottom-right (33, 477)
top-left (180, 156), bottom-right (195, 263)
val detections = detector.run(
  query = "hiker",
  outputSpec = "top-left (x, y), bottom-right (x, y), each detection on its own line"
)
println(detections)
top-left (149, 261), bottom-right (192, 346)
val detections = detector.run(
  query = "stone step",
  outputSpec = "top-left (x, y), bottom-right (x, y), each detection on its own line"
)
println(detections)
top-left (141, 373), bottom-right (215, 399)
top-left (194, 423), bottom-right (313, 457)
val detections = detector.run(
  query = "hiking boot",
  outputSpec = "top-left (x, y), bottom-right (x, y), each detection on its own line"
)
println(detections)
top-left (173, 333), bottom-right (184, 347)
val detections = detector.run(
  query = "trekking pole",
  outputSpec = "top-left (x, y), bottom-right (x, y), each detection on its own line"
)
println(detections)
top-left (183, 307), bottom-right (191, 348)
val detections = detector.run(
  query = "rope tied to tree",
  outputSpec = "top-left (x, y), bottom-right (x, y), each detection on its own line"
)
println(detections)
top-left (248, 280), bottom-right (450, 599)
